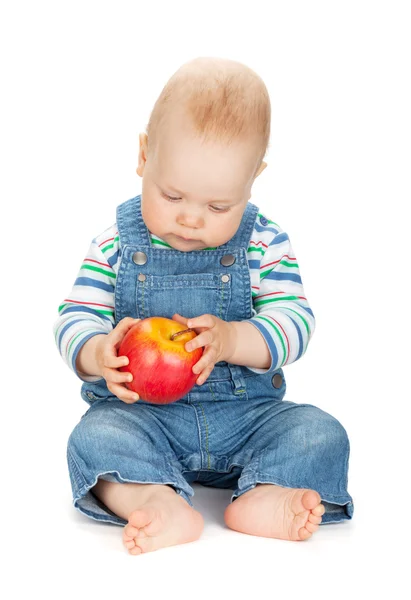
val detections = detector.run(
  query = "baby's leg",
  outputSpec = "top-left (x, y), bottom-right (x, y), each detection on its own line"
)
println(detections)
top-left (93, 479), bottom-right (204, 555)
top-left (224, 402), bottom-right (352, 541)
top-left (67, 399), bottom-right (204, 555)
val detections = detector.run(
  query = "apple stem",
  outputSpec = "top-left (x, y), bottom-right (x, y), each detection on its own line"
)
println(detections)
top-left (170, 328), bottom-right (194, 341)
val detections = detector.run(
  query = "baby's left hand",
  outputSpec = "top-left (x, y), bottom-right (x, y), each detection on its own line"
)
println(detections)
top-left (172, 313), bottom-right (236, 385)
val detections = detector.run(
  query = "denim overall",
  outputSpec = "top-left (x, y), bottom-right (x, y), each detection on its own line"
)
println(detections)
top-left (67, 195), bottom-right (354, 526)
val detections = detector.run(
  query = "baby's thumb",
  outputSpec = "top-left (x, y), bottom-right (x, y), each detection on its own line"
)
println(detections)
top-left (114, 317), bottom-right (140, 343)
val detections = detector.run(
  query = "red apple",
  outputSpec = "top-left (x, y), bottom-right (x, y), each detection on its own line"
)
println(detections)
top-left (118, 317), bottom-right (203, 404)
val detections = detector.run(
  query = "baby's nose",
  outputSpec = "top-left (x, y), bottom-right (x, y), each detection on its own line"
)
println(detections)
top-left (178, 211), bottom-right (204, 229)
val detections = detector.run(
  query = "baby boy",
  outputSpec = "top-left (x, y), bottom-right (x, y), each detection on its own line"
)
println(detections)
top-left (54, 57), bottom-right (353, 555)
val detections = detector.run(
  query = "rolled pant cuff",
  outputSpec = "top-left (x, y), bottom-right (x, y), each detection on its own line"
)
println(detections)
top-left (72, 470), bottom-right (194, 526)
top-left (231, 475), bottom-right (354, 524)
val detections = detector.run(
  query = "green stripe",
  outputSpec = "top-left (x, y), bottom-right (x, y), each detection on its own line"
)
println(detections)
top-left (59, 303), bottom-right (114, 317)
top-left (100, 235), bottom-right (119, 253)
top-left (151, 237), bottom-right (216, 251)
top-left (260, 261), bottom-right (299, 279)
top-left (254, 295), bottom-right (300, 307)
top-left (248, 246), bottom-right (266, 256)
top-left (255, 315), bottom-right (287, 366)
top-left (152, 238), bottom-right (172, 248)
top-left (281, 260), bottom-right (299, 268)
top-left (81, 264), bottom-right (116, 278)
top-left (67, 328), bottom-right (96, 357)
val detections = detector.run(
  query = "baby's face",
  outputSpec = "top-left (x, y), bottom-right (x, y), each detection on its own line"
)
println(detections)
top-left (138, 119), bottom-right (263, 251)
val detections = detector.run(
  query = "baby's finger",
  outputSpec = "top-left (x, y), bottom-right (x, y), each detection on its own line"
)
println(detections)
top-left (172, 313), bottom-right (189, 325)
top-left (196, 364), bottom-right (215, 386)
top-left (192, 346), bottom-right (217, 375)
top-left (103, 366), bottom-right (133, 385)
top-left (185, 330), bottom-right (212, 352)
top-left (187, 314), bottom-right (215, 330)
top-left (107, 381), bottom-right (139, 404)
top-left (104, 353), bottom-right (129, 369)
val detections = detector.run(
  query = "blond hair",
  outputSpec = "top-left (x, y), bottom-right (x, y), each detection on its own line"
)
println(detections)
top-left (146, 57), bottom-right (271, 165)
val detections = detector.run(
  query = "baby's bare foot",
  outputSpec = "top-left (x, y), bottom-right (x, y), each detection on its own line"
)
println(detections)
top-left (123, 487), bottom-right (204, 555)
top-left (224, 484), bottom-right (325, 541)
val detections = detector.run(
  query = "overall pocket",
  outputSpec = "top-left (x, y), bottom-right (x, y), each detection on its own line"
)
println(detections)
top-left (136, 272), bottom-right (232, 320)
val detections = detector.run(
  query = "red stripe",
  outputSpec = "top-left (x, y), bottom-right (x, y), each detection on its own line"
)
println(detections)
top-left (84, 258), bottom-right (110, 267)
top-left (264, 314), bottom-right (290, 365)
top-left (256, 291), bottom-right (307, 300)
top-left (64, 299), bottom-right (114, 309)
top-left (252, 286), bottom-right (259, 290)
top-left (250, 240), bottom-right (268, 248)
top-left (98, 233), bottom-right (118, 247)
top-left (261, 255), bottom-right (296, 270)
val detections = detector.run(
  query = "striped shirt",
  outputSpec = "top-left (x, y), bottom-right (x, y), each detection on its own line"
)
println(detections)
top-left (53, 212), bottom-right (315, 381)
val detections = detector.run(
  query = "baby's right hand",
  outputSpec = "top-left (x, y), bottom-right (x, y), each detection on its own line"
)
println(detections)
top-left (95, 317), bottom-right (140, 404)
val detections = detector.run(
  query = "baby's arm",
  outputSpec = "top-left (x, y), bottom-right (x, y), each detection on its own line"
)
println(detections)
top-left (244, 224), bottom-right (315, 373)
top-left (53, 226), bottom-right (119, 379)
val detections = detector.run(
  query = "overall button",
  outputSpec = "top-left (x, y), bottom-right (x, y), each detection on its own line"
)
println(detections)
top-left (138, 273), bottom-right (146, 282)
top-left (272, 374), bottom-right (283, 389)
top-left (221, 274), bottom-right (230, 283)
top-left (220, 254), bottom-right (236, 267)
top-left (132, 251), bottom-right (147, 265)
top-left (86, 391), bottom-right (94, 400)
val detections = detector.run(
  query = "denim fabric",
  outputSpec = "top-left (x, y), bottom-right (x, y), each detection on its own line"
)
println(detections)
top-left (68, 195), bottom-right (354, 525)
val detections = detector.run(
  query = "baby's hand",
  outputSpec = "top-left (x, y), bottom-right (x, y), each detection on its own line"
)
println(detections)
top-left (95, 317), bottom-right (141, 403)
top-left (172, 313), bottom-right (236, 386)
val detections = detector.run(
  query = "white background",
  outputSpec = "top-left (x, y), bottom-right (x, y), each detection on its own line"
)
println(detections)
top-left (1, 1), bottom-right (410, 598)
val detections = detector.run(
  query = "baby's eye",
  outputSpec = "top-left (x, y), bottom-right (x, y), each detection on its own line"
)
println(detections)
top-left (163, 194), bottom-right (181, 202)
top-left (210, 206), bottom-right (229, 213)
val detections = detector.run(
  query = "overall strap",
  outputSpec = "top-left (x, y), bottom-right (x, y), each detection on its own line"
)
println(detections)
top-left (116, 195), bottom-right (150, 247)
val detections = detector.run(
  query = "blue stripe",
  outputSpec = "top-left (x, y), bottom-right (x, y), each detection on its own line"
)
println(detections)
top-left (59, 305), bottom-right (113, 322)
top-left (301, 306), bottom-right (314, 318)
top-left (249, 318), bottom-right (279, 370)
top-left (74, 277), bottom-right (115, 293)
top-left (269, 232), bottom-right (289, 246)
top-left (107, 250), bottom-right (120, 268)
top-left (264, 272), bottom-right (302, 284)
top-left (248, 259), bottom-right (261, 270)
top-left (254, 221), bottom-right (279, 236)
top-left (58, 318), bottom-right (84, 351)
top-left (288, 315), bottom-right (304, 360)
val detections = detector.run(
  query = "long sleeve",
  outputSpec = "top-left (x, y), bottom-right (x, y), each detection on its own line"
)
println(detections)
top-left (53, 224), bottom-right (120, 381)
top-left (246, 213), bottom-right (315, 373)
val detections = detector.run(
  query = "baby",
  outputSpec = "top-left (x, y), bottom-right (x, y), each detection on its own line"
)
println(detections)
top-left (54, 57), bottom-right (353, 555)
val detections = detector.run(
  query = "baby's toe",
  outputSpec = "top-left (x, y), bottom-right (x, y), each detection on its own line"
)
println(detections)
top-left (308, 513), bottom-right (322, 525)
top-left (304, 521), bottom-right (319, 534)
top-left (312, 504), bottom-right (325, 517)
top-left (124, 523), bottom-right (139, 540)
top-left (298, 527), bottom-right (313, 541)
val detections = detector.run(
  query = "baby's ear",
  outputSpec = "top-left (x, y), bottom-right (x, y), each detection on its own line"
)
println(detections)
top-left (136, 133), bottom-right (149, 177)
top-left (254, 161), bottom-right (267, 179)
